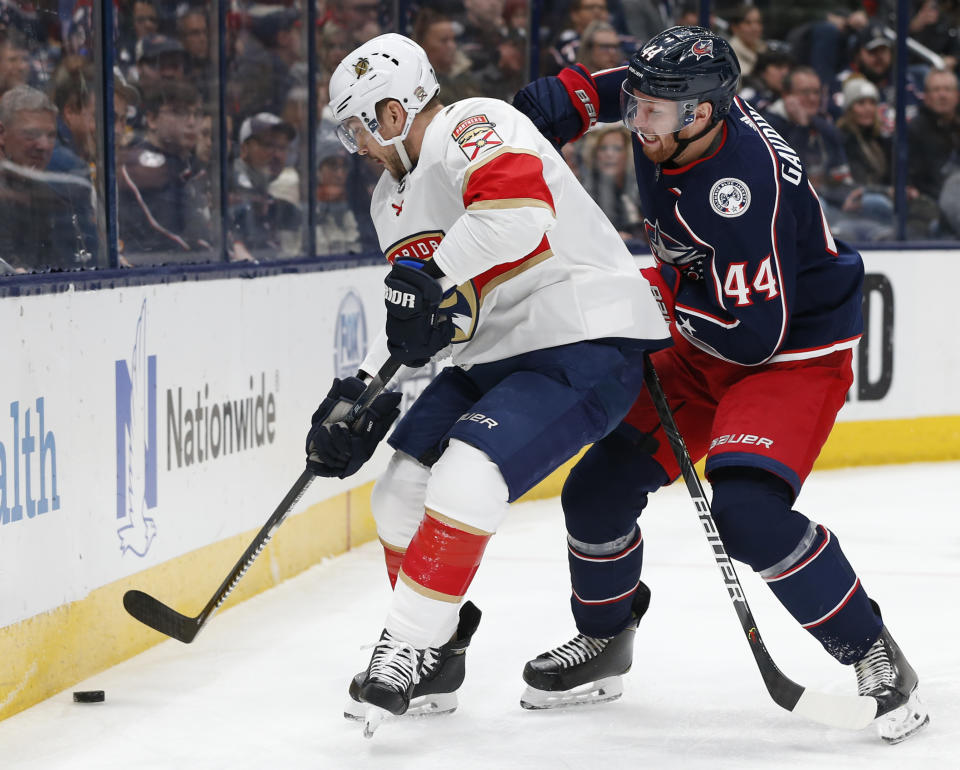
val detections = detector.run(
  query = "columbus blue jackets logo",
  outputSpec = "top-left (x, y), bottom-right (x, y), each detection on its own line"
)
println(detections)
top-left (709, 178), bottom-right (751, 218)
top-left (452, 114), bottom-right (503, 161)
top-left (645, 220), bottom-right (707, 267)
top-left (681, 39), bottom-right (714, 62)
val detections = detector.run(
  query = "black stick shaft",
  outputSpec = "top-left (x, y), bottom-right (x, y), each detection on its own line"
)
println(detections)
top-left (124, 358), bottom-right (402, 642)
top-left (641, 355), bottom-right (803, 710)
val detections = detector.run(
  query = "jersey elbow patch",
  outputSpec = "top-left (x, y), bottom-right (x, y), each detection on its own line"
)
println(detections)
top-left (462, 148), bottom-right (556, 217)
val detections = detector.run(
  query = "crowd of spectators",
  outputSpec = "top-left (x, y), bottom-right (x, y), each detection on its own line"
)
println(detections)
top-left (3, 1), bottom-right (960, 276)
top-left (545, 1), bottom-right (960, 242)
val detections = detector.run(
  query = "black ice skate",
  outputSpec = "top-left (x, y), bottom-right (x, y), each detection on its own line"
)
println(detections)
top-left (345, 602), bottom-right (482, 725)
top-left (520, 582), bottom-right (650, 710)
top-left (354, 629), bottom-right (423, 737)
top-left (855, 625), bottom-right (930, 744)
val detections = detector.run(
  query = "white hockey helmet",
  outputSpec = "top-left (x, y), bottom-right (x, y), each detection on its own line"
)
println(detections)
top-left (329, 33), bottom-right (440, 160)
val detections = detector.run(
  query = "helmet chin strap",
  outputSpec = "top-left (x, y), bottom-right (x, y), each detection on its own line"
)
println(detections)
top-left (393, 137), bottom-right (414, 174)
top-left (666, 118), bottom-right (719, 165)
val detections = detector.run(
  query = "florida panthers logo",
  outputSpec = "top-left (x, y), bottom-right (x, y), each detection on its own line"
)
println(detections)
top-left (709, 178), bottom-right (751, 218)
top-left (353, 57), bottom-right (370, 78)
top-left (681, 39), bottom-right (714, 62)
top-left (439, 282), bottom-right (479, 343)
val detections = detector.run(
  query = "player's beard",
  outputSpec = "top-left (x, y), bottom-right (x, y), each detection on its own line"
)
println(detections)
top-left (383, 147), bottom-right (407, 181)
top-left (639, 132), bottom-right (681, 165)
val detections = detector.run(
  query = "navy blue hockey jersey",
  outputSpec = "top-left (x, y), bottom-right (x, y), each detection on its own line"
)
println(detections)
top-left (592, 69), bottom-right (864, 366)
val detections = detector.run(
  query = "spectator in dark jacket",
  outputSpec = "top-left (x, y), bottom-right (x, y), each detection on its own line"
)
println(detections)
top-left (907, 67), bottom-right (960, 202)
top-left (118, 80), bottom-right (211, 259)
top-left (0, 85), bottom-right (98, 271)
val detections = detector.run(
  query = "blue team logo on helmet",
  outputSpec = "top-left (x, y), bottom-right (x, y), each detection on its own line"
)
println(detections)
top-left (626, 26), bottom-right (740, 122)
top-left (682, 39), bottom-right (714, 62)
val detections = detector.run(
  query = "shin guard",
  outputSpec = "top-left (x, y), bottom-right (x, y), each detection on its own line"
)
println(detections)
top-left (762, 523), bottom-right (882, 664)
top-left (388, 511), bottom-right (492, 648)
top-left (568, 527), bottom-right (644, 638)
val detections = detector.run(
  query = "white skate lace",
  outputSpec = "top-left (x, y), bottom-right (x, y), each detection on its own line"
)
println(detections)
top-left (419, 646), bottom-right (440, 677)
top-left (544, 634), bottom-right (610, 669)
top-left (365, 632), bottom-right (422, 693)
top-left (855, 637), bottom-right (894, 695)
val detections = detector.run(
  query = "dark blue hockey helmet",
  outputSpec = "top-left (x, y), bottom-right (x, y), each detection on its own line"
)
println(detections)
top-left (622, 26), bottom-right (740, 134)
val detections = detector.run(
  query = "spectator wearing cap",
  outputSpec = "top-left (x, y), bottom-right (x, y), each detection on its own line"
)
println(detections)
top-left (0, 29), bottom-right (29, 99)
top-left (136, 34), bottom-right (187, 88)
top-left (229, 7), bottom-right (301, 129)
top-left (739, 45), bottom-right (795, 112)
top-left (836, 75), bottom-right (939, 239)
top-left (908, 68), bottom-right (960, 231)
top-left (764, 66), bottom-right (881, 240)
top-left (0, 85), bottom-right (99, 271)
top-left (118, 80), bottom-right (211, 258)
top-left (229, 112), bottom-right (301, 259)
top-left (829, 22), bottom-right (922, 126)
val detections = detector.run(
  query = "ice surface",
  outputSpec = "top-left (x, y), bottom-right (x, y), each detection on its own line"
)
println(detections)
top-left (2, 463), bottom-right (956, 769)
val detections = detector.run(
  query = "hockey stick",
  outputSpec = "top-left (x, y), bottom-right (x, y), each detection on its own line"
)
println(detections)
top-left (123, 358), bottom-right (403, 644)
top-left (641, 355), bottom-right (878, 730)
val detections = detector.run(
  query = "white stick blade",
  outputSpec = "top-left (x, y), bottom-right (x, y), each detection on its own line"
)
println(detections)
top-left (792, 689), bottom-right (878, 730)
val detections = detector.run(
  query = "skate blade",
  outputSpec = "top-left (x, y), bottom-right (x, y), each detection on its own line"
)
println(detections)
top-left (878, 687), bottom-right (930, 744)
top-left (345, 692), bottom-right (458, 721)
top-left (520, 676), bottom-right (623, 710)
top-left (362, 705), bottom-right (391, 738)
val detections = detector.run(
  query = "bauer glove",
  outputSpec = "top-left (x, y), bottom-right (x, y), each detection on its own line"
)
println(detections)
top-left (383, 262), bottom-right (455, 368)
top-left (305, 376), bottom-right (402, 479)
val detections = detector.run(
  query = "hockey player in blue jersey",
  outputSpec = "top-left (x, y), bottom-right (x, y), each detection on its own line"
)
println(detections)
top-left (512, 26), bottom-right (929, 743)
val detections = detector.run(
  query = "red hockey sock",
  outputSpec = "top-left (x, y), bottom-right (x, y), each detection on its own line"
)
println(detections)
top-left (380, 539), bottom-right (405, 589)
top-left (399, 509), bottom-right (492, 601)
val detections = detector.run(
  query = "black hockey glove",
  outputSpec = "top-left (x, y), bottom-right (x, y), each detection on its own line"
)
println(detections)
top-left (383, 262), bottom-right (455, 368)
top-left (305, 376), bottom-right (402, 479)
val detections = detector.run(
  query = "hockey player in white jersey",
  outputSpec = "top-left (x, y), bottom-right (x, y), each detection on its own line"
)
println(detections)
top-left (303, 33), bottom-right (670, 736)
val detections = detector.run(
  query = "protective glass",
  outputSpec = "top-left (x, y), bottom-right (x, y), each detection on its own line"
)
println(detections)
top-left (620, 81), bottom-right (698, 136)
top-left (335, 116), bottom-right (370, 154)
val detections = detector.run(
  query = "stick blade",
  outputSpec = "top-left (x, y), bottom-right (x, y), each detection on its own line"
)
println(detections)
top-left (123, 589), bottom-right (201, 644)
top-left (791, 688), bottom-right (878, 730)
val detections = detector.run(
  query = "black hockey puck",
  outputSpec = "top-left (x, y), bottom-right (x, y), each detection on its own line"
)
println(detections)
top-left (73, 690), bottom-right (105, 703)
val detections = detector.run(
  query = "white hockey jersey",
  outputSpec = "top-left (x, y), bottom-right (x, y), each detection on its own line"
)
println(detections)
top-left (360, 97), bottom-right (668, 373)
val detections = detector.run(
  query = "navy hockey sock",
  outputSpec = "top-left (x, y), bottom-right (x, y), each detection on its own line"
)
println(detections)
top-left (561, 428), bottom-right (666, 637)
top-left (761, 523), bottom-right (882, 664)
top-left (568, 527), bottom-right (644, 637)
top-left (711, 469), bottom-right (882, 664)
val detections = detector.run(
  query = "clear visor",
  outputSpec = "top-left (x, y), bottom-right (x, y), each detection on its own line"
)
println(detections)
top-left (335, 116), bottom-right (371, 154)
top-left (620, 81), bottom-right (698, 137)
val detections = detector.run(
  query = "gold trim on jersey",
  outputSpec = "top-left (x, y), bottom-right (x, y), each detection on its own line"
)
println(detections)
top-left (466, 198), bottom-right (555, 213)
top-left (384, 230), bottom-right (445, 262)
top-left (476, 248), bottom-right (554, 305)
top-left (460, 146), bottom-right (555, 216)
